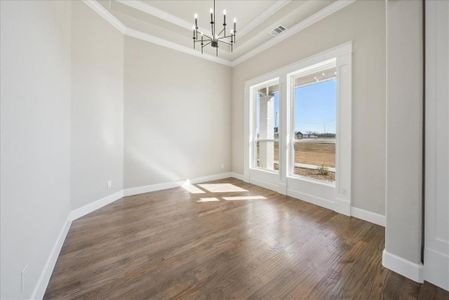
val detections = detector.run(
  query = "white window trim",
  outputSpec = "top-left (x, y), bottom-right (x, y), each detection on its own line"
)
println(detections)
top-left (249, 78), bottom-right (280, 173)
top-left (286, 57), bottom-right (337, 185)
top-left (244, 41), bottom-right (352, 215)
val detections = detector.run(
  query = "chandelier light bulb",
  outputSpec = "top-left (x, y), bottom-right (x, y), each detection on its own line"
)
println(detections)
top-left (223, 9), bottom-right (226, 15)
top-left (233, 17), bottom-right (237, 23)
top-left (210, 8), bottom-right (213, 14)
top-left (194, 13), bottom-right (198, 19)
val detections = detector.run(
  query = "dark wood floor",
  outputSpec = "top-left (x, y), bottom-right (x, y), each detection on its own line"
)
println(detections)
top-left (45, 178), bottom-right (448, 299)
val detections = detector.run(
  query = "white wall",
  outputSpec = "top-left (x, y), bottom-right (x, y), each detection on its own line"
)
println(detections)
top-left (71, 1), bottom-right (124, 209)
top-left (123, 37), bottom-right (232, 188)
top-left (232, 0), bottom-right (386, 214)
top-left (0, 1), bottom-right (72, 299)
top-left (385, 0), bottom-right (423, 266)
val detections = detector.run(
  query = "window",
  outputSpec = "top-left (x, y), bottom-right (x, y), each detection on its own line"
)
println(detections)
top-left (289, 60), bottom-right (337, 182)
top-left (252, 80), bottom-right (279, 172)
top-left (244, 42), bottom-right (352, 215)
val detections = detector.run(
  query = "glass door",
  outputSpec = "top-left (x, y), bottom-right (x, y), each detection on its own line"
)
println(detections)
top-left (252, 80), bottom-right (280, 172)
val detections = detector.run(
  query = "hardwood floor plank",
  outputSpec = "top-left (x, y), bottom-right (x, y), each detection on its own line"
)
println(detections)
top-left (44, 178), bottom-right (449, 299)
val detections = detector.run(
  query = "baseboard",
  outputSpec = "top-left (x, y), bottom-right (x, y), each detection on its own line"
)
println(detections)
top-left (229, 172), bottom-right (245, 181)
top-left (287, 189), bottom-right (335, 211)
top-left (69, 190), bottom-right (124, 221)
top-left (123, 181), bottom-right (179, 197)
top-left (249, 178), bottom-right (283, 194)
top-left (334, 198), bottom-right (351, 216)
top-left (70, 173), bottom-right (234, 220)
top-left (31, 218), bottom-right (72, 300)
top-left (351, 207), bottom-right (386, 227)
top-left (123, 172), bottom-right (233, 197)
top-left (189, 172), bottom-right (233, 184)
top-left (424, 248), bottom-right (449, 291)
top-left (243, 173), bottom-right (385, 227)
top-left (382, 249), bottom-right (424, 283)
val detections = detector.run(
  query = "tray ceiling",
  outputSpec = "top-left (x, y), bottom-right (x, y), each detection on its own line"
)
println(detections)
top-left (95, 0), bottom-right (352, 65)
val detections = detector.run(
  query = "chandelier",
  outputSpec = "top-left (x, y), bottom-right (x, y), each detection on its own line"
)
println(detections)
top-left (192, 0), bottom-right (237, 56)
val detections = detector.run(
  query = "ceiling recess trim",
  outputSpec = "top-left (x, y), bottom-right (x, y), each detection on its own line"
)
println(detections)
top-left (116, 0), bottom-right (210, 34)
top-left (82, 0), bottom-right (232, 66)
top-left (82, 0), bottom-right (356, 67)
top-left (117, 0), bottom-right (291, 40)
top-left (84, 0), bottom-right (127, 33)
top-left (238, 0), bottom-right (291, 37)
top-left (230, 0), bottom-right (356, 66)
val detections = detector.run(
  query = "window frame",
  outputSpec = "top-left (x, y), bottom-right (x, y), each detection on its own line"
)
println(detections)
top-left (243, 42), bottom-right (352, 216)
top-left (287, 58), bottom-right (337, 184)
top-left (249, 78), bottom-right (280, 174)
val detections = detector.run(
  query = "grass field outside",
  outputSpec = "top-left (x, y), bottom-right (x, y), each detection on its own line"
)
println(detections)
top-left (256, 138), bottom-right (336, 182)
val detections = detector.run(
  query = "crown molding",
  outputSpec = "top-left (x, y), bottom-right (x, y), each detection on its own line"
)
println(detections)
top-left (117, 0), bottom-right (291, 40)
top-left (238, 0), bottom-right (291, 37)
top-left (116, 0), bottom-right (210, 34)
top-left (82, 0), bottom-right (232, 66)
top-left (82, 0), bottom-right (356, 68)
top-left (83, 0), bottom-right (126, 33)
top-left (230, 0), bottom-right (356, 66)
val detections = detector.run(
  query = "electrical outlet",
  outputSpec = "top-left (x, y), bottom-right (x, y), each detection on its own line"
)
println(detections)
top-left (107, 180), bottom-right (112, 189)
top-left (21, 265), bottom-right (28, 294)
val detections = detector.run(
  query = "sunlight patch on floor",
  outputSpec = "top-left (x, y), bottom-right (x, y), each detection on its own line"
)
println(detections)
top-left (198, 183), bottom-right (247, 193)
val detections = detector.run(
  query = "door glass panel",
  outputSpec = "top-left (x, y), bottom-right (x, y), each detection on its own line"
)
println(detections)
top-left (254, 83), bottom-right (279, 172)
top-left (256, 140), bottom-right (279, 171)
top-left (292, 67), bottom-right (336, 182)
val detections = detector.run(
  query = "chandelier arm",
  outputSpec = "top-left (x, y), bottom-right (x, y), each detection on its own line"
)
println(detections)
top-left (217, 35), bottom-right (233, 40)
top-left (202, 41), bottom-right (212, 48)
top-left (217, 40), bottom-right (231, 46)
top-left (194, 38), bottom-right (211, 44)
top-left (200, 33), bottom-right (213, 40)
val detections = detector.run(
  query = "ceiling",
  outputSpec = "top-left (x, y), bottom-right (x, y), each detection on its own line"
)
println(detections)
top-left (96, 0), bottom-right (348, 65)
top-left (140, 0), bottom-right (278, 31)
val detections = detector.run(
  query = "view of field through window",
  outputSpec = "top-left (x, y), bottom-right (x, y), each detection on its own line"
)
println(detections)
top-left (253, 68), bottom-right (336, 182)
top-left (292, 67), bottom-right (337, 182)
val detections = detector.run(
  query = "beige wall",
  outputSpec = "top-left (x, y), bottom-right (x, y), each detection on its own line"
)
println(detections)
top-left (0, 1), bottom-right (72, 298)
top-left (385, 0), bottom-right (423, 264)
top-left (71, 1), bottom-right (124, 209)
top-left (123, 37), bottom-right (232, 188)
top-left (231, 0), bottom-right (386, 214)
top-left (0, 2), bottom-right (392, 298)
